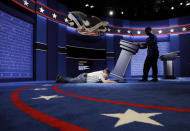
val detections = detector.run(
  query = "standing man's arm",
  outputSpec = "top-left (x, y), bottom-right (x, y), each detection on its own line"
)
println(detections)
top-left (146, 35), bottom-right (157, 46)
top-left (137, 43), bottom-right (147, 49)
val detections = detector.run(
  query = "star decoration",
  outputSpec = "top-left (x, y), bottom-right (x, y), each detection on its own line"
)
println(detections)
top-left (64, 18), bottom-right (69, 23)
top-left (101, 109), bottom-right (164, 127)
top-left (117, 29), bottom-right (121, 33)
top-left (33, 88), bottom-right (47, 91)
top-left (23, 0), bottom-right (29, 7)
top-left (158, 30), bottom-right (163, 34)
top-left (182, 27), bottom-right (186, 31)
top-left (52, 13), bottom-right (57, 19)
top-left (170, 29), bottom-right (174, 32)
top-left (127, 30), bottom-right (131, 34)
top-left (107, 28), bottom-right (111, 32)
top-left (32, 95), bottom-right (64, 100)
top-left (39, 7), bottom-right (45, 13)
top-left (137, 31), bottom-right (141, 34)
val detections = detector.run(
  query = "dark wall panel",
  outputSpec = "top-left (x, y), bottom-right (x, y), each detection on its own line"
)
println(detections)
top-left (47, 20), bottom-right (58, 80)
top-left (179, 34), bottom-right (190, 77)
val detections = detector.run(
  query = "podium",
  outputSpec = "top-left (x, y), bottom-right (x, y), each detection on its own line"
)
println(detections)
top-left (160, 51), bottom-right (180, 79)
top-left (110, 39), bottom-right (139, 82)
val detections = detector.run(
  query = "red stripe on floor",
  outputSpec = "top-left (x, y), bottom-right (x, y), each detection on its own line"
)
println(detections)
top-left (11, 85), bottom-right (89, 131)
top-left (53, 85), bottom-right (190, 113)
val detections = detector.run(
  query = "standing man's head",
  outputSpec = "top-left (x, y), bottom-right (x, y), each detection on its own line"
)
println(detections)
top-left (145, 27), bottom-right (152, 36)
top-left (103, 68), bottom-right (110, 78)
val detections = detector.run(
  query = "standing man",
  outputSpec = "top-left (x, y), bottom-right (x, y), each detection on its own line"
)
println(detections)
top-left (138, 27), bottom-right (159, 82)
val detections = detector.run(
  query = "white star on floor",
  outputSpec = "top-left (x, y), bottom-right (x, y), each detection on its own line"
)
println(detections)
top-left (39, 7), bottom-right (45, 13)
top-left (33, 88), bottom-right (47, 91)
top-left (52, 13), bottom-right (57, 19)
top-left (101, 109), bottom-right (164, 127)
top-left (23, 0), bottom-right (29, 7)
top-left (32, 95), bottom-right (64, 100)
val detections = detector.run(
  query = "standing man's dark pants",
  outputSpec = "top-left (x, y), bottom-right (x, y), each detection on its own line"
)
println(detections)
top-left (143, 55), bottom-right (159, 80)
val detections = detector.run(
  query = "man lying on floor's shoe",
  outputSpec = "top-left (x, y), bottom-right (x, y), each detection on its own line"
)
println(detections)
top-left (56, 68), bottom-right (117, 83)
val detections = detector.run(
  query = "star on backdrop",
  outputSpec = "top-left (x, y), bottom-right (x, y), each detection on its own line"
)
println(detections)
top-left (101, 109), bottom-right (164, 127)
top-left (32, 95), bottom-right (64, 100)
top-left (117, 29), bottom-right (121, 33)
top-left (64, 18), bottom-right (69, 23)
top-left (182, 27), bottom-right (186, 31)
top-left (23, 0), bottom-right (29, 7)
top-left (158, 30), bottom-right (163, 34)
top-left (39, 7), bottom-right (45, 13)
top-left (137, 31), bottom-right (141, 34)
top-left (52, 13), bottom-right (57, 19)
top-left (107, 28), bottom-right (111, 32)
top-left (170, 29), bottom-right (174, 32)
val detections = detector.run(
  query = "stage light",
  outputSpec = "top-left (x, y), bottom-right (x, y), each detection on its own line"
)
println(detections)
top-left (180, 2), bottom-right (183, 5)
top-left (186, 2), bottom-right (190, 6)
top-left (90, 5), bottom-right (94, 8)
top-left (121, 11), bottom-right (124, 15)
top-left (109, 10), bottom-right (114, 16)
top-left (170, 29), bottom-right (174, 32)
top-left (137, 31), bottom-right (141, 34)
top-left (85, 4), bottom-right (89, 7)
top-left (171, 6), bottom-right (174, 10)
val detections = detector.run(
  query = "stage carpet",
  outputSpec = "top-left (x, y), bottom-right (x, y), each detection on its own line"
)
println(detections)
top-left (1, 78), bottom-right (190, 131)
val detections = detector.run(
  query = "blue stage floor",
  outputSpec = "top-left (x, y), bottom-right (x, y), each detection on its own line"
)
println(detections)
top-left (0, 77), bottom-right (190, 131)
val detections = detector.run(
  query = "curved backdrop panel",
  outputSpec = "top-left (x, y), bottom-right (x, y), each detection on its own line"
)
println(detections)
top-left (0, 10), bottom-right (33, 80)
top-left (7, 0), bottom-right (190, 78)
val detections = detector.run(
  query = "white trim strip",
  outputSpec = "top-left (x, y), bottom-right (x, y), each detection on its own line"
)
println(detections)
top-left (35, 42), bottom-right (47, 45)
top-left (35, 49), bottom-right (47, 52)
top-left (57, 46), bottom-right (66, 49)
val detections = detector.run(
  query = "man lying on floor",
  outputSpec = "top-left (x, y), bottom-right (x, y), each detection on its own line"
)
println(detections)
top-left (56, 68), bottom-right (117, 83)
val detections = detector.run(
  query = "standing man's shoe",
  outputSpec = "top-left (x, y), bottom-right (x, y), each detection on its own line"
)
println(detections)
top-left (138, 79), bottom-right (148, 82)
top-left (149, 79), bottom-right (158, 82)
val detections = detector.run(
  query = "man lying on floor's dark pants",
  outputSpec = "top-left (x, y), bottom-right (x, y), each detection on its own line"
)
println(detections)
top-left (56, 68), bottom-right (117, 83)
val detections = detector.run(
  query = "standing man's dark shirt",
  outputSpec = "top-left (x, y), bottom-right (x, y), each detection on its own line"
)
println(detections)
top-left (146, 34), bottom-right (159, 56)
